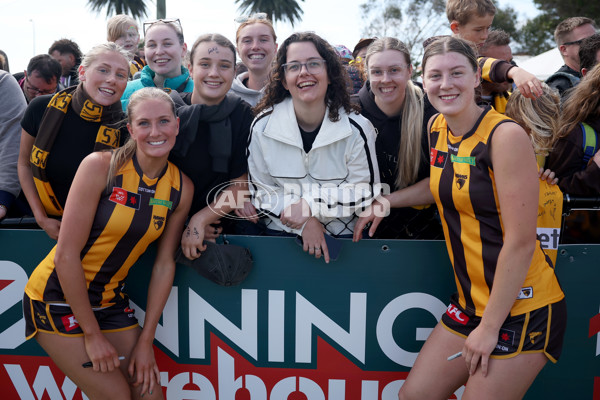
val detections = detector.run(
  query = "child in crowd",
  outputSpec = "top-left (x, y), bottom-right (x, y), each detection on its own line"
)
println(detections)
top-left (106, 14), bottom-right (146, 78)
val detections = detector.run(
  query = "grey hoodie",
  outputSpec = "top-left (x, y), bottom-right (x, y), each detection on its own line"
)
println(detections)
top-left (229, 71), bottom-right (265, 107)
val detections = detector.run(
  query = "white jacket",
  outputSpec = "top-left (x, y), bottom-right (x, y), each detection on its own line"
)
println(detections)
top-left (248, 97), bottom-right (380, 236)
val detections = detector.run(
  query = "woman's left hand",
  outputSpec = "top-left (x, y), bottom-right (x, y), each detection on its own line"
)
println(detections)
top-left (462, 324), bottom-right (498, 377)
top-left (128, 342), bottom-right (161, 397)
top-left (301, 217), bottom-right (329, 263)
top-left (280, 199), bottom-right (312, 230)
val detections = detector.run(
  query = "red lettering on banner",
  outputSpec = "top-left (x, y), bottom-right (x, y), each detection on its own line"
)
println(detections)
top-left (446, 304), bottom-right (469, 325)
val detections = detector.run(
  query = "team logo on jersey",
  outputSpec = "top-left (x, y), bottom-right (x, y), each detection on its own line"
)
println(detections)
top-left (455, 173), bottom-right (468, 190)
top-left (109, 187), bottom-right (141, 210)
top-left (430, 149), bottom-right (448, 168)
top-left (529, 332), bottom-right (542, 344)
top-left (517, 287), bottom-right (533, 299)
top-left (153, 215), bottom-right (165, 230)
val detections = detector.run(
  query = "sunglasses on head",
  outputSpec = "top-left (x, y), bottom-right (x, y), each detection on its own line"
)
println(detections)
top-left (234, 12), bottom-right (267, 24)
top-left (143, 18), bottom-right (182, 36)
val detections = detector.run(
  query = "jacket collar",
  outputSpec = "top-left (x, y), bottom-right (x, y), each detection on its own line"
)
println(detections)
top-left (263, 97), bottom-right (353, 149)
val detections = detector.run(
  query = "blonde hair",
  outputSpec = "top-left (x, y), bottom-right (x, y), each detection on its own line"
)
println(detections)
top-left (81, 42), bottom-right (131, 69)
top-left (365, 37), bottom-right (424, 189)
top-left (107, 14), bottom-right (139, 42)
top-left (235, 14), bottom-right (277, 44)
top-left (505, 83), bottom-right (560, 157)
top-left (556, 63), bottom-right (600, 142)
top-left (107, 88), bottom-right (176, 187)
top-left (446, 0), bottom-right (496, 25)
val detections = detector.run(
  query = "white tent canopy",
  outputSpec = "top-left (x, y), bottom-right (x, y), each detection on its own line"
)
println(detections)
top-left (517, 47), bottom-right (565, 81)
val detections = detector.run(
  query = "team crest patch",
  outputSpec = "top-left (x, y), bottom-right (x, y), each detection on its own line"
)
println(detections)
top-left (153, 215), bottom-right (165, 230)
top-left (517, 287), bottom-right (533, 299)
top-left (455, 173), bottom-right (468, 190)
top-left (109, 187), bottom-right (141, 210)
top-left (149, 198), bottom-right (173, 210)
top-left (498, 328), bottom-right (515, 345)
top-left (430, 149), bottom-right (448, 168)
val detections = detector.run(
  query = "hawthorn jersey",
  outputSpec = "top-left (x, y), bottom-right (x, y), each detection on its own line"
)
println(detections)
top-left (429, 107), bottom-right (564, 317)
top-left (25, 156), bottom-right (182, 307)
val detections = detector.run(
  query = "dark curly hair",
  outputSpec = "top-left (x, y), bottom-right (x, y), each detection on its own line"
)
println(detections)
top-left (255, 31), bottom-right (356, 121)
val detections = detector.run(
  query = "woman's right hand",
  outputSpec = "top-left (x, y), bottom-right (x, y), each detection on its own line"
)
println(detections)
top-left (301, 217), bottom-right (329, 263)
top-left (84, 332), bottom-right (121, 372)
top-left (181, 213), bottom-right (208, 260)
top-left (352, 197), bottom-right (390, 242)
top-left (38, 216), bottom-right (61, 240)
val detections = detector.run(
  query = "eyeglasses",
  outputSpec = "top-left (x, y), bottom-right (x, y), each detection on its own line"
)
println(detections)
top-left (282, 59), bottom-right (326, 75)
top-left (563, 38), bottom-right (584, 46)
top-left (143, 18), bottom-right (182, 36)
top-left (369, 65), bottom-right (409, 78)
top-left (234, 12), bottom-right (267, 23)
top-left (25, 77), bottom-right (57, 96)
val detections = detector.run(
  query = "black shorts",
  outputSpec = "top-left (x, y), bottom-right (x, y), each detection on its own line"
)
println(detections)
top-left (23, 292), bottom-right (139, 339)
top-left (441, 295), bottom-right (567, 363)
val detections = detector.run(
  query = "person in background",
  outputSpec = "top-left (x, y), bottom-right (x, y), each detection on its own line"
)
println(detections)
top-left (353, 37), bottom-right (442, 240)
top-left (49, 38), bottom-right (82, 88)
top-left (106, 14), bottom-right (146, 78)
top-left (579, 33), bottom-right (600, 76)
top-left (446, 0), bottom-right (543, 99)
top-left (546, 17), bottom-right (597, 98)
top-left (23, 87), bottom-right (193, 400)
top-left (13, 54), bottom-right (61, 103)
top-left (121, 19), bottom-right (193, 110)
top-left (478, 29), bottom-right (513, 113)
top-left (248, 32), bottom-right (379, 262)
top-left (547, 64), bottom-right (600, 196)
top-left (0, 49), bottom-right (9, 72)
top-left (169, 33), bottom-right (255, 257)
top-left (230, 13), bottom-right (278, 107)
top-left (334, 44), bottom-right (362, 95)
top-left (18, 43), bottom-right (130, 239)
top-left (351, 37), bottom-right (376, 87)
top-left (0, 70), bottom-right (27, 220)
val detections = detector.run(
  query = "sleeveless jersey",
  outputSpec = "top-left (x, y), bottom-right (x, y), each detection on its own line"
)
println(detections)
top-left (25, 156), bottom-right (182, 307)
top-left (429, 107), bottom-right (564, 317)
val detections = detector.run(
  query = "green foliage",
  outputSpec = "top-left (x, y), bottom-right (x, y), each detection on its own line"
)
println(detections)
top-left (531, 0), bottom-right (600, 25)
top-left (360, 0), bottom-right (447, 66)
top-left (516, 14), bottom-right (559, 55)
top-left (235, 0), bottom-right (305, 26)
top-left (492, 6), bottom-right (519, 39)
top-left (87, 0), bottom-right (148, 20)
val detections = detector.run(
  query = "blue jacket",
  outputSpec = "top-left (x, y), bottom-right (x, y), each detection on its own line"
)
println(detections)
top-left (121, 65), bottom-right (194, 111)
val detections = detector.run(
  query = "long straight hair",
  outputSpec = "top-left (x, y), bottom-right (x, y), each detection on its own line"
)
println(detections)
top-left (365, 37), bottom-right (424, 189)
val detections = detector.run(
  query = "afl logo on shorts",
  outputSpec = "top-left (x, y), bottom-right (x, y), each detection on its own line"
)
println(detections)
top-left (446, 304), bottom-right (469, 325)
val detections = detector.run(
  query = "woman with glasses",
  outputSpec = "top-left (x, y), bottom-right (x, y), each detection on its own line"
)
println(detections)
top-left (168, 34), bottom-right (255, 259)
top-left (248, 32), bottom-right (379, 262)
top-left (230, 13), bottom-right (278, 107)
top-left (18, 43), bottom-right (130, 240)
top-left (352, 37), bottom-right (442, 240)
top-left (120, 19), bottom-right (193, 111)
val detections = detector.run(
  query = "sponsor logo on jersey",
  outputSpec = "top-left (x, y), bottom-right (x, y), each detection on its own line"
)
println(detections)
top-left (517, 287), bottom-right (533, 300)
top-left (430, 149), bottom-right (448, 168)
top-left (446, 304), bottom-right (469, 325)
top-left (529, 331), bottom-right (542, 344)
top-left (499, 328), bottom-right (515, 346)
top-left (149, 198), bottom-right (173, 210)
top-left (450, 154), bottom-right (476, 166)
top-left (109, 187), bottom-right (141, 210)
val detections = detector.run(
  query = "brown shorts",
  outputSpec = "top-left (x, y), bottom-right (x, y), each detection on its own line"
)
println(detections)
top-left (441, 295), bottom-right (567, 363)
top-left (23, 292), bottom-right (138, 339)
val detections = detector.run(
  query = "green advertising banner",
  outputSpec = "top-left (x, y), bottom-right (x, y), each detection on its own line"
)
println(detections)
top-left (0, 229), bottom-right (598, 399)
